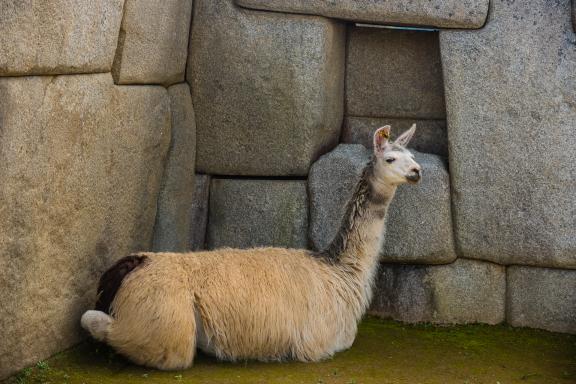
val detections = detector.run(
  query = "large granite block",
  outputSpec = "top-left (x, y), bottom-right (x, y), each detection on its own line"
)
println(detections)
top-left (153, 84), bottom-right (196, 252)
top-left (441, 0), bottom-right (576, 268)
top-left (0, 0), bottom-right (124, 76)
top-left (188, 0), bottom-right (345, 176)
top-left (236, 0), bottom-right (489, 29)
top-left (207, 179), bottom-right (308, 249)
top-left (112, 0), bottom-right (193, 85)
top-left (309, 145), bottom-right (455, 264)
top-left (0, 73), bottom-right (170, 379)
top-left (370, 259), bottom-right (506, 325)
top-left (507, 266), bottom-right (576, 334)
top-left (347, 27), bottom-right (446, 120)
top-left (343, 117), bottom-right (448, 157)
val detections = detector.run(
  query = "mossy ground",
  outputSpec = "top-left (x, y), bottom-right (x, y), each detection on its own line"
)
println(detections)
top-left (6, 317), bottom-right (576, 384)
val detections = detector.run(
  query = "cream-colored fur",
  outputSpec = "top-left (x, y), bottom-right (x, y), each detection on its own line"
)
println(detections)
top-left (81, 125), bottom-right (421, 370)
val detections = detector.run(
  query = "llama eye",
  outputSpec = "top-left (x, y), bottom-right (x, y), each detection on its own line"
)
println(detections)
top-left (385, 158), bottom-right (395, 163)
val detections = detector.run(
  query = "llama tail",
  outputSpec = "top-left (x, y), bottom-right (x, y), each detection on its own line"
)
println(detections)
top-left (81, 310), bottom-right (113, 342)
top-left (81, 255), bottom-right (148, 344)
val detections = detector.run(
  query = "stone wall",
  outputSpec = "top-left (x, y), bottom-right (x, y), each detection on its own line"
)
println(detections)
top-left (0, 0), bottom-right (194, 379)
top-left (1, 0), bottom-right (575, 379)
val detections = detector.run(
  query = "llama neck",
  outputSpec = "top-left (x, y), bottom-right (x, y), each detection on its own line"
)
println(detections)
top-left (320, 159), bottom-right (397, 294)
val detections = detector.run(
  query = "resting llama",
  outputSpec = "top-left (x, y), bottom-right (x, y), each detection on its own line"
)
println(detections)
top-left (81, 125), bottom-right (422, 369)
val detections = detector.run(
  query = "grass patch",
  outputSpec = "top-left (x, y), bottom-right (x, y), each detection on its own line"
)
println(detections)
top-left (4, 317), bottom-right (576, 384)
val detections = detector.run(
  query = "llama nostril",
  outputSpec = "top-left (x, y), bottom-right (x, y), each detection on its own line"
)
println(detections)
top-left (411, 168), bottom-right (420, 175)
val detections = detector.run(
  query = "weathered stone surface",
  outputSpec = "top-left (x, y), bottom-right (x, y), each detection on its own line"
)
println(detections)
top-left (384, 154), bottom-right (455, 264)
top-left (236, 0), bottom-right (488, 29)
top-left (207, 179), bottom-right (308, 249)
top-left (309, 145), bottom-right (455, 264)
top-left (347, 27), bottom-right (446, 120)
top-left (113, 0), bottom-right (193, 85)
top-left (370, 259), bottom-right (506, 325)
top-left (153, 84), bottom-right (196, 252)
top-left (0, 73), bottom-right (170, 379)
top-left (343, 117), bottom-right (448, 157)
top-left (573, 0), bottom-right (576, 33)
top-left (189, 174), bottom-right (211, 251)
top-left (507, 266), bottom-right (576, 334)
top-left (0, 0), bottom-right (124, 76)
top-left (188, 0), bottom-right (345, 176)
top-left (440, 0), bottom-right (576, 268)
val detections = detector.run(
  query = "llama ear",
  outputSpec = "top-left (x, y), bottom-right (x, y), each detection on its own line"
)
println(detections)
top-left (394, 124), bottom-right (416, 147)
top-left (373, 126), bottom-right (391, 156)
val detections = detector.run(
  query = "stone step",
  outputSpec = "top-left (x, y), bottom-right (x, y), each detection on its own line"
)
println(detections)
top-left (370, 259), bottom-right (506, 325)
top-left (507, 266), bottom-right (576, 334)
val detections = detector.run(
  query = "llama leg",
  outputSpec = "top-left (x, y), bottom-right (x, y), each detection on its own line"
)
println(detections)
top-left (81, 310), bottom-right (113, 342)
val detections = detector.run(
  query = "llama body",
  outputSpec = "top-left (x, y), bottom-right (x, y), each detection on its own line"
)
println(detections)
top-left (81, 125), bottom-right (421, 370)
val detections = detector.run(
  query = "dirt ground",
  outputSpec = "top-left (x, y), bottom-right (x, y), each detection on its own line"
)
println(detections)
top-left (5, 317), bottom-right (576, 384)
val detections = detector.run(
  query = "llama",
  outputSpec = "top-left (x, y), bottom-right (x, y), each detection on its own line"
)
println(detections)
top-left (81, 125), bottom-right (421, 370)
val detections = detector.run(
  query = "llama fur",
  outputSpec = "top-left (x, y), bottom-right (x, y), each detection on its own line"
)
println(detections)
top-left (81, 125), bottom-right (422, 370)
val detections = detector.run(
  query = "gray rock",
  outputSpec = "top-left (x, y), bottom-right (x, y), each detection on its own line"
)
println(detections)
top-left (236, 0), bottom-right (489, 29)
top-left (188, 0), bottom-right (345, 176)
top-left (347, 27), bottom-right (446, 120)
top-left (343, 117), bottom-right (448, 157)
top-left (153, 83), bottom-right (196, 252)
top-left (207, 179), bottom-right (308, 249)
top-left (370, 259), bottom-right (506, 325)
top-left (113, 0), bottom-right (193, 85)
top-left (0, 73), bottom-right (170, 379)
top-left (384, 153), bottom-right (455, 264)
top-left (308, 145), bottom-right (456, 264)
top-left (0, 0), bottom-right (124, 76)
top-left (189, 174), bottom-right (211, 251)
top-left (308, 144), bottom-right (371, 252)
top-left (507, 266), bottom-right (576, 334)
top-left (440, 0), bottom-right (576, 268)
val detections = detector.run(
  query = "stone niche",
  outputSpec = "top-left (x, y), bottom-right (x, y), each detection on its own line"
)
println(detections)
top-left (343, 26), bottom-right (448, 158)
top-left (188, 0), bottom-right (345, 176)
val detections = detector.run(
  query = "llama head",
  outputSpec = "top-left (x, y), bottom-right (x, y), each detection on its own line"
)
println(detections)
top-left (372, 124), bottom-right (421, 185)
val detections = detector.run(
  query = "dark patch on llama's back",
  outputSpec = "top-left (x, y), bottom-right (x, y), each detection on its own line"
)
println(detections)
top-left (95, 254), bottom-right (148, 315)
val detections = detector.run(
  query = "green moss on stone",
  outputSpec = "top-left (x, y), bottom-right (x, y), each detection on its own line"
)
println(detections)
top-left (5, 317), bottom-right (576, 384)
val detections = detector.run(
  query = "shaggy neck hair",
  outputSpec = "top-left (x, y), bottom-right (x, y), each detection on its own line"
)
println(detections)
top-left (321, 158), bottom-right (396, 263)
top-left (317, 157), bottom-right (397, 305)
